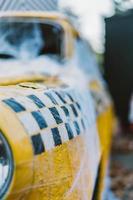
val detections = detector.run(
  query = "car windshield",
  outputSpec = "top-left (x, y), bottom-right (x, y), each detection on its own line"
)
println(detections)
top-left (0, 18), bottom-right (64, 61)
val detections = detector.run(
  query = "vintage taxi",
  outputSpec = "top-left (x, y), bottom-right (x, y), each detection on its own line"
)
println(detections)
top-left (0, 11), bottom-right (114, 200)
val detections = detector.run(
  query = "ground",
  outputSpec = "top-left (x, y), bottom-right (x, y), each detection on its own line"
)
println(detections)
top-left (109, 132), bottom-right (133, 200)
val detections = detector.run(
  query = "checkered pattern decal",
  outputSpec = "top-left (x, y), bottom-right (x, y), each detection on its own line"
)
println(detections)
top-left (0, 0), bottom-right (58, 11)
top-left (1, 88), bottom-right (90, 155)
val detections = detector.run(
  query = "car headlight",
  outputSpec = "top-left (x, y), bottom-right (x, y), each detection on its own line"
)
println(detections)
top-left (0, 132), bottom-right (13, 199)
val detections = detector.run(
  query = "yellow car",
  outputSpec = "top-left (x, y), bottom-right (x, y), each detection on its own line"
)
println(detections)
top-left (0, 11), bottom-right (114, 200)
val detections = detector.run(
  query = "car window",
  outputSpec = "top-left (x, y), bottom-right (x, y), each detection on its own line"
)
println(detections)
top-left (0, 18), bottom-right (64, 61)
top-left (75, 38), bottom-right (102, 79)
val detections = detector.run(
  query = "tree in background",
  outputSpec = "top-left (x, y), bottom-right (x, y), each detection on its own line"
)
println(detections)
top-left (113, 0), bottom-right (133, 13)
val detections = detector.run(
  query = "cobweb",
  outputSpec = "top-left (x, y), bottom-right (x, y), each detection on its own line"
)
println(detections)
top-left (0, 22), bottom-right (43, 60)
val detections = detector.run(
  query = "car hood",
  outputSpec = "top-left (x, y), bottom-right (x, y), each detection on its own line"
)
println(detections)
top-left (0, 56), bottom-right (63, 85)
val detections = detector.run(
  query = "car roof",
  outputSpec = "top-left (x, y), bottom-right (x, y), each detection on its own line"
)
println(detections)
top-left (0, 11), bottom-right (79, 37)
top-left (0, 11), bottom-right (67, 21)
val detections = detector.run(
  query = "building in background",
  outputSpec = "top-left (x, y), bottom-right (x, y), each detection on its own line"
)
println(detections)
top-left (0, 0), bottom-right (58, 11)
top-left (104, 9), bottom-right (133, 128)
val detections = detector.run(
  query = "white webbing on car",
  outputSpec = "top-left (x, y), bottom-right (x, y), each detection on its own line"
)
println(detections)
top-left (0, 0), bottom-right (58, 11)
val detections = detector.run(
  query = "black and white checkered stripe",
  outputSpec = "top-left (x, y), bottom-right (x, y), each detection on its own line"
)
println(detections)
top-left (0, 0), bottom-right (58, 11)
top-left (2, 88), bottom-right (90, 155)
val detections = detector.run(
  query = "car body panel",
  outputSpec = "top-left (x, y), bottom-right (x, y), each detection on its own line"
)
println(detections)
top-left (0, 12), bottom-right (114, 200)
top-left (0, 83), bottom-right (100, 200)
